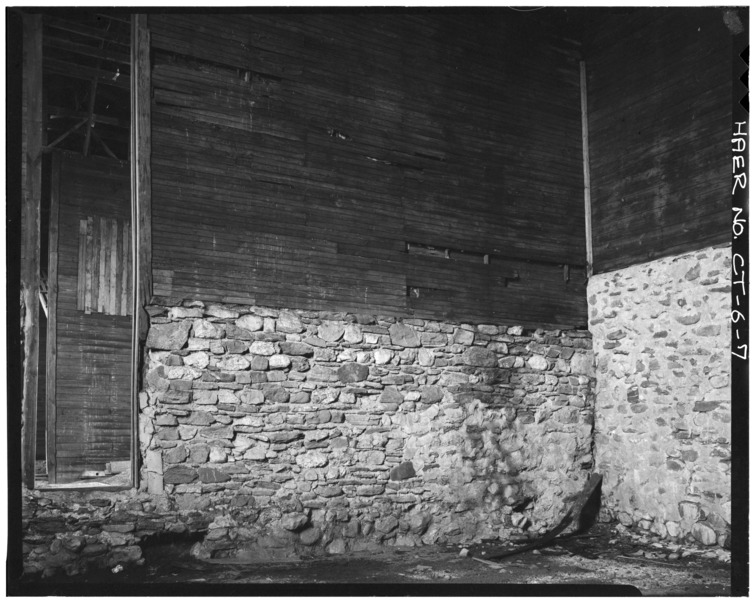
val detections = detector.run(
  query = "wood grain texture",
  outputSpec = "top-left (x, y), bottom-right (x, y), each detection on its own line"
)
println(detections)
top-left (77, 216), bottom-right (132, 317)
top-left (22, 13), bottom-right (43, 488)
top-left (53, 152), bottom-right (132, 483)
top-left (46, 153), bottom-right (61, 481)
top-left (149, 12), bottom-right (588, 327)
top-left (586, 8), bottom-right (733, 273)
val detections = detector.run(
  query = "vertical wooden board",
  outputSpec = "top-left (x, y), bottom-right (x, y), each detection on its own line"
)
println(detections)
top-left (121, 220), bottom-right (130, 315)
top-left (85, 216), bottom-right (94, 313)
top-left (22, 13), bottom-right (43, 488)
top-left (114, 219), bottom-right (123, 316)
top-left (76, 219), bottom-right (86, 310)
top-left (97, 216), bottom-right (108, 313)
top-left (109, 218), bottom-right (119, 315)
top-left (133, 13), bottom-right (152, 307)
top-left (47, 153), bottom-right (61, 483)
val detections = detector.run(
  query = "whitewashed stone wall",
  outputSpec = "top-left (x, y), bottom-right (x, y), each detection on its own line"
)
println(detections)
top-left (589, 245), bottom-right (731, 548)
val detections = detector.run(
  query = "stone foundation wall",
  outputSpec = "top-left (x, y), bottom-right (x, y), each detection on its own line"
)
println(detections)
top-left (22, 304), bottom-right (596, 575)
top-left (140, 304), bottom-right (595, 561)
top-left (22, 488), bottom-right (209, 577)
top-left (589, 245), bottom-right (731, 548)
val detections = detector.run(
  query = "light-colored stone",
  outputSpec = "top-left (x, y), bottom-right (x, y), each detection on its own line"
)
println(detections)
top-left (296, 451), bottom-right (328, 468)
top-left (389, 323), bottom-right (420, 347)
top-left (527, 355), bottom-right (549, 370)
top-left (691, 522), bottom-right (717, 546)
top-left (236, 315), bottom-right (263, 332)
top-left (269, 355), bottom-right (291, 369)
top-left (277, 311), bottom-right (304, 333)
top-left (250, 341), bottom-right (276, 356)
top-left (318, 322), bottom-right (345, 342)
top-left (374, 349), bottom-right (393, 365)
top-left (218, 355), bottom-right (250, 371)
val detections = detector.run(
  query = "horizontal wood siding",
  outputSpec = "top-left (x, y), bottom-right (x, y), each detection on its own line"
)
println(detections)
top-left (586, 8), bottom-right (733, 273)
top-left (150, 12), bottom-right (587, 327)
top-left (54, 152), bottom-right (132, 482)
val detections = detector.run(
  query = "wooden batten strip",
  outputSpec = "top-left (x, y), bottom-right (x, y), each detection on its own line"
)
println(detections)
top-left (97, 217), bottom-right (107, 313)
top-left (122, 221), bottom-right (131, 316)
top-left (84, 217), bottom-right (93, 313)
top-left (580, 61), bottom-right (593, 277)
top-left (109, 218), bottom-right (119, 315)
top-left (76, 219), bottom-right (87, 310)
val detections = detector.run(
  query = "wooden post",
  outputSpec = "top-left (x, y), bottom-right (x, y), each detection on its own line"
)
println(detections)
top-left (21, 14), bottom-right (43, 489)
top-left (580, 61), bottom-right (594, 278)
top-left (46, 153), bottom-right (61, 483)
top-left (130, 13), bottom-right (152, 488)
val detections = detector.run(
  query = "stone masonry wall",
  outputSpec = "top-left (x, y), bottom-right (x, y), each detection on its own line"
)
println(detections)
top-left (22, 304), bottom-right (596, 576)
top-left (139, 303), bottom-right (595, 561)
top-left (590, 245), bottom-right (731, 548)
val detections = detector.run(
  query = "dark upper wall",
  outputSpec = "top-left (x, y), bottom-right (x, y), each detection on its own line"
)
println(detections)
top-left (149, 11), bottom-right (588, 327)
top-left (586, 8), bottom-right (736, 274)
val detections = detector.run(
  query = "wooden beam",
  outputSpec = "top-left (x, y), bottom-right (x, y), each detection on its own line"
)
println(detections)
top-left (90, 127), bottom-right (121, 161)
top-left (48, 105), bottom-right (128, 128)
top-left (43, 57), bottom-right (129, 90)
top-left (580, 61), bottom-right (593, 278)
top-left (44, 16), bottom-right (130, 48)
top-left (132, 14), bottom-right (152, 308)
top-left (43, 36), bottom-right (131, 67)
top-left (82, 76), bottom-right (98, 156)
top-left (46, 153), bottom-right (61, 483)
top-left (130, 13), bottom-right (152, 489)
top-left (42, 116), bottom-right (88, 153)
top-left (21, 13), bottom-right (43, 489)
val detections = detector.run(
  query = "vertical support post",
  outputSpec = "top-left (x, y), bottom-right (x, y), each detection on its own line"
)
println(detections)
top-left (580, 61), bottom-right (594, 278)
top-left (46, 153), bottom-right (61, 483)
top-left (130, 14), bottom-right (152, 488)
top-left (21, 14), bottom-right (43, 489)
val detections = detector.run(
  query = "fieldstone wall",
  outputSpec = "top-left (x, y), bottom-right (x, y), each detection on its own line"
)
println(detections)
top-left (22, 304), bottom-right (596, 575)
top-left (590, 245), bottom-right (731, 548)
top-left (138, 303), bottom-right (595, 561)
top-left (22, 488), bottom-right (210, 577)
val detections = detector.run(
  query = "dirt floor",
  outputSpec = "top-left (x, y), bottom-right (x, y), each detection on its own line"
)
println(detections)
top-left (15, 524), bottom-right (733, 596)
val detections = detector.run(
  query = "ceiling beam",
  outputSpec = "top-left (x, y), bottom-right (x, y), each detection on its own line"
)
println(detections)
top-left (44, 57), bottom-right (129, 90)
top-left (44, 15), bottom-right (129, 48)
top-left (43, 36), bottom-right (130, 67)
top-left (48, 105), bottom-right (128, 128)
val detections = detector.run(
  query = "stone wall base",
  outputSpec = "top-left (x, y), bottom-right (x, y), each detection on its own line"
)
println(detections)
top-left (24, 303), bottom-right (597, 576)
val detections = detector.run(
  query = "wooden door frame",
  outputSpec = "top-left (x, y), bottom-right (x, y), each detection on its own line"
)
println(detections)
top-left (21, 12), bottom-right (152, 489)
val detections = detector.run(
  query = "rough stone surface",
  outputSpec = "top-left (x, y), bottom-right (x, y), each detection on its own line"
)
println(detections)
top-left (26, 304), bottom-right (600, 575)
top-left (591, 246), bottom-right (730, 547)
top-left (146, 321), bottom-right (191, 350)
top-left (336, 363), bottom-right (370, 383)
top-left (462, 347), bottom-right (498, 367)
top-left (388, 323), bottom-right (421, 348)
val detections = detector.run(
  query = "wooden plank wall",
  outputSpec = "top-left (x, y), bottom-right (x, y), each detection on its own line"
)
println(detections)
top-left (149, 12), bottom-right (588, 328)
top-left (54, 152), bottom-right (132, 482)
top-left (586, 8), bottom-right (733, 274)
